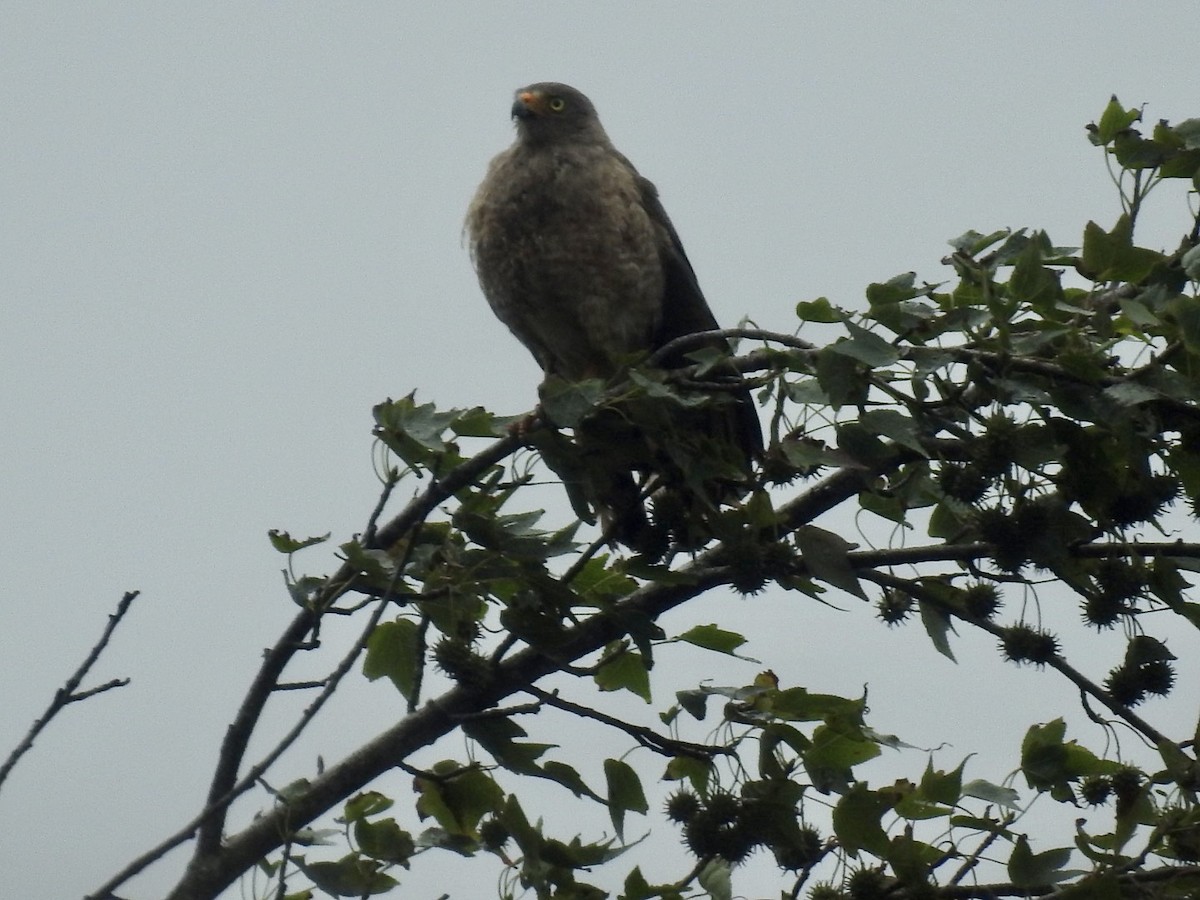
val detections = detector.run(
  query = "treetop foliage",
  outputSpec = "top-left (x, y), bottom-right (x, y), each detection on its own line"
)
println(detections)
top-left (13, 96), bottom-right (1200, 900)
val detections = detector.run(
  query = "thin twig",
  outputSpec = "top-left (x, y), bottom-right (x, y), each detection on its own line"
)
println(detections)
top-left (88, 592), bottom-right (394, 900)
top-left (526, 686), bottom-right (734, 760)
top-left (861, 569), bottom-right (1174, 748)
top-left (649, 327), bottom-right (817, 367)
top-left (0, 590), bottom-right (138, 793)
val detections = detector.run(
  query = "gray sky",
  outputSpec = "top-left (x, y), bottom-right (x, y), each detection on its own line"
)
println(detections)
top-left (3, 5), bottom-right (1198, 898)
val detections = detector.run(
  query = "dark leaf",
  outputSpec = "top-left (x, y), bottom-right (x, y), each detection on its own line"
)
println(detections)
top-left (795, 525), bottom-right (866, 599)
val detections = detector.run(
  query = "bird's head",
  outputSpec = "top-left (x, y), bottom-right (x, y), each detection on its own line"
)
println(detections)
top-left (510, 82), bottom-right (609, 146)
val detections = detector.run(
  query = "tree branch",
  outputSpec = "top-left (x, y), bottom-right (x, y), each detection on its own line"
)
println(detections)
top-left (526, 686), bottom-right (735, 760)
top-left (0, 590), bottom-right (137, 794)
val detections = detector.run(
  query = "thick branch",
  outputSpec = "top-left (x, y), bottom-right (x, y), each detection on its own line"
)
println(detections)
top-left (139, 540), bottom-right (732, 900)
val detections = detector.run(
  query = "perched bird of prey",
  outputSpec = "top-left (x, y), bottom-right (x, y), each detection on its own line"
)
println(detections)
top-left (465, 82), bottom-right (760, 549)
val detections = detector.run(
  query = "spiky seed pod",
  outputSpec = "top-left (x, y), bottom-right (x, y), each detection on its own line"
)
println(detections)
top-left (772, 825), bottom-right (824, 871)
top-left (1094, 559), bottom-right (1143, 602)
top-left (727, 544), bottom-right (770, 596)
top-left (479, 818), bottom-right (510, 852)
top-left (665, 789), bottom-right (702, 825)
top-left (963, 583), bottom-right (1002, 619)
top-left (999, 625), bottom-right (1059, 667)
top-left (808, 885), bottom-right (846, 900)
top-left (847, 867), bottom-right (889, 899)
top-left (938, 462), bottom-right (989, 503)
top-left (683, 810), bottom-right (754, 865)
top-left (1081, 592), bottom-right (1125, 629)
top-left (1165, 816), bottom-right (1200, 862)
top-left (974, 507), bottom-right (1027, 573)
top-left (682, 813), bottom-right (720, 859)
top-left (1140, 659), bottom-right (1175, 696)
top-left (1125, 634), bottom-right (1173, 666)
top-left (705, 790), bottom-right (741, 825)
top-left (1111, 767), bottom-right (1145, 817)
top-left (876, 589), bottom-right (914, 626)
top-left (452, 619), bottom-right (483, 644)
top-left (761, 440), bottom-right (819, 485)
top-left (1108, 474), bottom-right (1181, 527)
top-left (648, 489), bottom-right (687, 533)
top-left (1105, 664), bottom-right (1147, 707)
top-left (1078, 776), bottom-right (1112, 807)
top-left (432, 637), bottom-right (492, 690)
top-left (972, 413), bottom-right (1020, 477)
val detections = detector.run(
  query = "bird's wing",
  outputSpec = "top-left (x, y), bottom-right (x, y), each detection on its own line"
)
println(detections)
top-left (632, 173), bottom-right (724, 359)
top-left (631, 171), bottom-right (763, 458)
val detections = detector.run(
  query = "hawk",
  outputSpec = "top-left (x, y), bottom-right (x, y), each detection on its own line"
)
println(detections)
top-left (465, 82), bottom-right (760, 549)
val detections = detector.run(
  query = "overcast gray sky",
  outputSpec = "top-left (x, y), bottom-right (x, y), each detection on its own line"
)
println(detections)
top-left (3, 5), bottom-right (1199, 899)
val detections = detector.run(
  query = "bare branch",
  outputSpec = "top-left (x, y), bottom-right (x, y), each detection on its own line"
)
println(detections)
top-left (526, 686), bottom-right (735, 759)
top-left (0, 591), bottom-right (137, 793)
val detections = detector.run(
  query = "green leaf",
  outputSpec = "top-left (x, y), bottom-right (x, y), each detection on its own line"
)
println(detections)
top-left (1113, 130), bottom-right (1172, 169)
top-left (1008, 234), bottom-right (1063, 312)
top-left (604, 758), bottom-right (648, 839)
top-left (463, 717), bottom-right (554, 775)
top-left (571, 554), bottom-right (638, 603)
top-left (1184, 243), bottom-right (1200, 282)
top-left (1174, 117), bottom-right (1200, 150)
top-left (373, 395), bottom-right (460, 468)
top-left (795, 525), bottom-right (866, 599)
top-left (948, 228), bottom-right (1011, 254)
top-left (767, 687), bottom-right (865, 723)
top-left (339, 539), bottom-right (397, 583)
top-left (866, 271), bottom-right (920, 307)
top-left (830, 322), bottom-right (901, 367)
top-left (268, 529), bottom-right (330, 554)
top-left (595, 648), bottom-right (652, 702)
top-left (539, 376), bottom-right (607, 429)
top-left (451, 405), bottom-right (510, 438)
top-left (363, 619), bottom-right (420, 702)
top-left (796, 296), bottom-right (847, 322)
top-left (918, 599), bottom-right (957, 662)
top-left (1168, 294), bottom-right (1200, 354)
top-left (413, 762), bottom-right (504, 836)
top-left (294, 853), bottom-right (399, 897)
top-left (697, 857), bottom-right (732, 900)
top-left (354, 817), bottom-right (415, 864)
top-left (1089, 96), bottom-right (1140, 145)
top-left (1080, 215), bottom-right (1164, 282)
top-left (1007, 834), bottom-right (1074, 887)
top-left (676, 689), bottom-right (710, 721)
top-left (918, 758), bottom-right (966, 806)
top-left (664, 755), bottom-right (712, 792)
top-left (815, 346), bottom-right (869, 408)
top-left (342, 792), bottom-right (394, 823)
top-left (676, 624), bottom-right (748, 656)
top-left (622, 867), bottom-right (655, 900)
top-left (832, 783), bottom-right (892, 856)
top-left (961, 779), bottom-right (1020, 809)
top-left (539, 760), bottom-right (602, 801)
top-left (803, 720), bottom-right (882, 790)
top-left (858, 408), bottom-right (928, 456)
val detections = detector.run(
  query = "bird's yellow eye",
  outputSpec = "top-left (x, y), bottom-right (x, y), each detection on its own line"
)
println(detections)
top-left (548, 97), bottom-right (566, 112)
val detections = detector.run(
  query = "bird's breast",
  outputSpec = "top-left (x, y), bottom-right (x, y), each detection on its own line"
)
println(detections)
top-left (467, 145), bottom-right (667, 379)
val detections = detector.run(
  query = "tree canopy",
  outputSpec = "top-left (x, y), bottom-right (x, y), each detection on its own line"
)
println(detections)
top-left (9, 96), bottom-right (1200, 900)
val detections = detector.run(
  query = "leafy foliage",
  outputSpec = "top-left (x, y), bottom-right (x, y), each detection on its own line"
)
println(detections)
top-left (79, 98), bottom-right (1200, 900)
